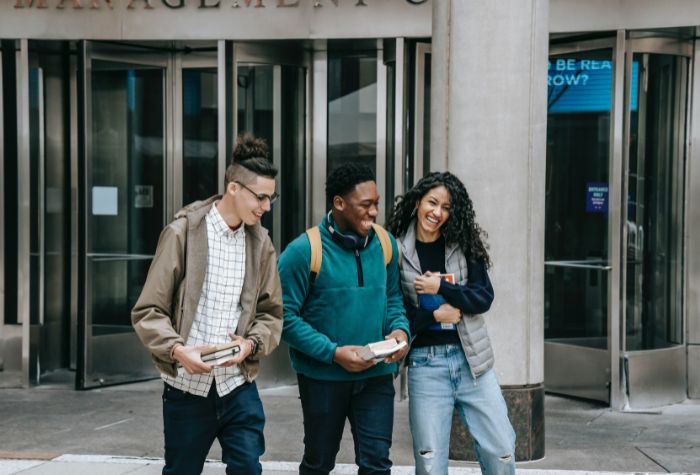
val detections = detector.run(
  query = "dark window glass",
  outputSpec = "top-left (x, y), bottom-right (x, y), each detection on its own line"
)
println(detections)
top-left (327, 51), bottom-right (377, 176)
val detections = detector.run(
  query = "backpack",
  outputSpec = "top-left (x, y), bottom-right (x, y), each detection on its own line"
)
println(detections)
top-left (305, 224), bottom-right (393, 283)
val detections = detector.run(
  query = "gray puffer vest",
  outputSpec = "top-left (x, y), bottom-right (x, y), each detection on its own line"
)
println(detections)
top-left (399, 221), bottom-right (494, 378)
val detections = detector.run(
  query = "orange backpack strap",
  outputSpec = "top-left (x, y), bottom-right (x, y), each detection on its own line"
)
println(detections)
top-left (306, 227), bottom-right (323, 282)
top-left (371, 223), bottom-right (393, 266)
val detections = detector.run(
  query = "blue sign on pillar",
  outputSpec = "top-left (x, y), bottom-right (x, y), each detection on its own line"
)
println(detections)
top-left (586, 182), bottom-right (608, 213)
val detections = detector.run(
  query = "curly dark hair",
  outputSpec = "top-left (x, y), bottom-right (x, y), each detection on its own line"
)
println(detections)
top-left (387, 172), bottom-right (491, 268)
top-left (325, 163), bottom-right (375, 208)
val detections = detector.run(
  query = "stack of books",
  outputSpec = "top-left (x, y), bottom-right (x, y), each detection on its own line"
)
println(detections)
top-left (201, 341), bottom-right (241, 366)
top-left (357, 339), bottom-right (407, 361)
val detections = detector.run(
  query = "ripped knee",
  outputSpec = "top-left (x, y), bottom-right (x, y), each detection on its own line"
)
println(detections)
top-left (417, 449), bottom-right (435, 472)
top-left (499, 453), bottom-right (513, 462)
top-left (418, 449), bottom-right (435, 459)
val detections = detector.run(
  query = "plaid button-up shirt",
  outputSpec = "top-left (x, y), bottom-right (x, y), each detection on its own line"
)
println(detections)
top-left (162, 203), bottom-right (247, 397)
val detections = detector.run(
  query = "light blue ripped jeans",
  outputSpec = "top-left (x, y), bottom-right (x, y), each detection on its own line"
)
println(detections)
top-left (407, 344), bottom-right (516, 475)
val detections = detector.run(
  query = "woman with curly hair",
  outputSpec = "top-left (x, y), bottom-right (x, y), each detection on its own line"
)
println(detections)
top-left (388, 172), bottom-right (516, 475)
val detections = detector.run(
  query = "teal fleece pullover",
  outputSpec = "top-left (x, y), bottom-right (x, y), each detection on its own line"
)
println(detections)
top-left (278, 216), bottom-right (410, 381)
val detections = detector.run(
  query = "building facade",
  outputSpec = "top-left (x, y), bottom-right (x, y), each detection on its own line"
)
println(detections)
top-left (1, 0), bottom-right (699, 461)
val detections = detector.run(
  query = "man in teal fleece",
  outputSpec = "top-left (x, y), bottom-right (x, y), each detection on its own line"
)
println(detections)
top-left (278, 163), bottom-right (410, 475)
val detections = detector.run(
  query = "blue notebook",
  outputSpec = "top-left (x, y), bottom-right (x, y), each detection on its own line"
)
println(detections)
top-left (418, 274), bottom-right (457, 331)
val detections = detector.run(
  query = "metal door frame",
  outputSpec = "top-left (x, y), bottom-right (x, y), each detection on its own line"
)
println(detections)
top-left (413, 42), bottom-right (430, 185)
top-left (29, 60), bottom-right (46, 384)
top-left (78, 41), bottom-right (170, 388)
top-left (174, 44), bottom-right (218, 211)
top-left (0, 44), bottom-right (5, 372)
top-left (232, 42), bottom-right (310, 247)
top-left (309, 41), bottom-right (391, 226)
top-left (545, 33), bottom-right (693, 409)
top-left (393, 38), bottom-right (407, 199)
top-left (620, 37), bottom-right (692, 408)
top-left (544, 35), bottom-right (624, 407)
top-left (17, 39), bottom-right (32, 388)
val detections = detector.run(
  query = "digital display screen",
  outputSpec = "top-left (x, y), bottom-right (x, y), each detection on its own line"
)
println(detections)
top-left (548, 59), bottom-right (638, 113)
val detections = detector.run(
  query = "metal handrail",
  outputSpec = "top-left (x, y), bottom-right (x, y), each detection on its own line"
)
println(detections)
top-left (544, 260), bottom-right (612, 271)
top-left (87, 253), bottom-right (154, 262)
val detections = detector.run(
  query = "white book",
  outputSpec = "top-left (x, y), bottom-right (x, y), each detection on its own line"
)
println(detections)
top-left (201, 341), bottom-right (241, 366)
top-left (357, 339), bottom-right (407, 361)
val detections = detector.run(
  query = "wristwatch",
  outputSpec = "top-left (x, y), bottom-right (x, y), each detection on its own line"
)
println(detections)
top-left (247, 338), bottom-right (260, 356)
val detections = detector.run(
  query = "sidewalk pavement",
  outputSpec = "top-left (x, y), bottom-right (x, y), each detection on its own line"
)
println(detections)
top-left (0, 378), bottom-right (699, 474)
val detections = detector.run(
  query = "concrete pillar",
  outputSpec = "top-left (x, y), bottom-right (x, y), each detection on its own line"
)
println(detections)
top-left (687, 29), bottom-right (700, 400)
top-left (430, 0), bottom-right (548, 461)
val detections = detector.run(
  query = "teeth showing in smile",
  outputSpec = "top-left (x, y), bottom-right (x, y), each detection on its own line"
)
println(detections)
top-left (426, 216), bottom-right (439, 224)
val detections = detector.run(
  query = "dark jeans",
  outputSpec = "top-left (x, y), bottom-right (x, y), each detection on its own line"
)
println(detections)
top-left (162, 381), bottom-right (265, 475)
top-left (297, 373), bottom-right (395, 475)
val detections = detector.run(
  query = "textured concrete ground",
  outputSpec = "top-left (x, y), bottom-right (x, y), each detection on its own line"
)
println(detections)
top-left (0, 378), bottom-right (699, 473)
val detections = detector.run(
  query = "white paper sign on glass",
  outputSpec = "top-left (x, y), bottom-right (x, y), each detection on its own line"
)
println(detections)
top-left (92, 186), bottom-right (118, 216)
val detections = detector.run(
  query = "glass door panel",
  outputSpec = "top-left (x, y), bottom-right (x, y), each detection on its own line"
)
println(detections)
top-left (233, 43), bottom-right (307, 387)
top-left (327, 50), bottom-right (377, 176)
top-left (544, 47), bottom-right (615, 403)
top-left (182, 68), bottom-right (218, 204)
top-left (622, 45), bottom-right (689, 408)
top-left (26, 43), bottom-right (74, 384)
top-left (237, 63), bottom-right (276, 241)
top-left (80, 54), bottom-right (164, 388)
top-left (238, 64), bottom-right (274, 152)
top-left (236, 59), bottom-right (306, 252)
top-left (626, 53), bottom-right (687, 351)
top-left (28, 66), bottom-right (44, 384)
top-left (279, 65), bottom-right (306, 248)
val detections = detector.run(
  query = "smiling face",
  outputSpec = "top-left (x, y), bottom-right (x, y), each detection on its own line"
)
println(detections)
top-left (333, 180), bottom-right (380, 237)
top-left (415, 185), bottom-right (452, 242)
top-left (228, 175), bottom-right (277, 226)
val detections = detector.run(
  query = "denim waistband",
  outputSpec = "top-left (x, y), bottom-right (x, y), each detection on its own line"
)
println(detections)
top-left (409, 344), bottom-right (463, 357)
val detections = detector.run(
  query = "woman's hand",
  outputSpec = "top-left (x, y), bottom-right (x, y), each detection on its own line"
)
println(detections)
top-left (415, 271), bottom-right (442, 294)
top-left (433, 303), bottom-right (461, 324)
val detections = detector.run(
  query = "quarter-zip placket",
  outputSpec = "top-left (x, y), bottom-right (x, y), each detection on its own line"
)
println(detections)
top-left (354, 249), bottom-right (364, 287)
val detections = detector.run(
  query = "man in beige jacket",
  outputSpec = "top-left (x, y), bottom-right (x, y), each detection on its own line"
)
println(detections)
top-left (132, 135), bottom-right (283, 475)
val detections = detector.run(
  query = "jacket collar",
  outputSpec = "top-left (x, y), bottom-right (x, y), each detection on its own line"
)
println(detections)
top-left (176, 194), bottom-right (265, 243)
top-left (177, 194), bottom-right (269, 343)
top-left (207, 202), bottom-right (246, 240)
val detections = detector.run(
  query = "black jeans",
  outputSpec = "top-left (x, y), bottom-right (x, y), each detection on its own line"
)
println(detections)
top-left (297, 373), bottom-right (395, 475)
top-left (162, 381), bottom-right (265, 475)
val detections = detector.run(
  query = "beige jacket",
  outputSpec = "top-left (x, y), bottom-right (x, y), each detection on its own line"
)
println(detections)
top-left (131, 195), bottom-right (283, 380)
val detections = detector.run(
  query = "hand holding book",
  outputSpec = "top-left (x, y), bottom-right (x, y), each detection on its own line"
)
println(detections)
top-left (416, 272), bottom-right (458, 331)
top-left (414, 271), bottom-right (445, 295)
top-left (356, 339), bottom-right (408, 361)
top-left (200, 340), bottom-right (242, 367)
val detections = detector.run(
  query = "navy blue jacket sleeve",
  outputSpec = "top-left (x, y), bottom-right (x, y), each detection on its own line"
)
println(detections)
top-left (404, 297), bottom-right (437, 336)
top-left (438, 259), bottom-right (494, 314)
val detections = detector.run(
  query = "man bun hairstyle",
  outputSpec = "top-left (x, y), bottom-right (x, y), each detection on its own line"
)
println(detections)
top-left (233, 132), bottom-right (270, 162)
top-left (325, 163), bottom-right (375, 208)
top-left (225, 133), bottom-right (277, 187)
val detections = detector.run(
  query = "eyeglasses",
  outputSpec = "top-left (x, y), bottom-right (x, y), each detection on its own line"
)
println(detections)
top-left (235, 181), bottom-right (279, 205)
